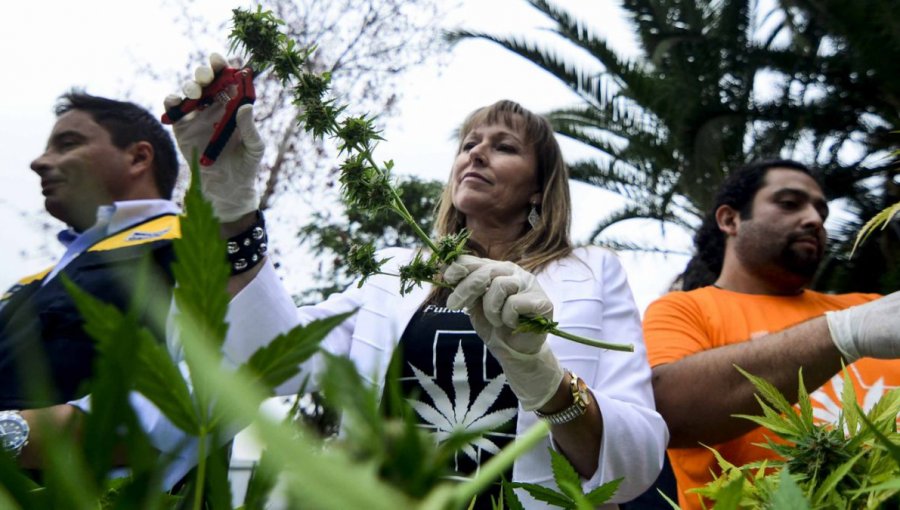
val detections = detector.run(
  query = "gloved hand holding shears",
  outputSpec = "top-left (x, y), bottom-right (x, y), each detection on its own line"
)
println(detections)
top-left (163, 53), bottom-right (265, 222)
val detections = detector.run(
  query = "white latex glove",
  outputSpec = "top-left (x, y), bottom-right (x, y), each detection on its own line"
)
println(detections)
top-left (444, 255), bottom-right (564, 411)
top-left (164, 53), bottom-right (264, 222)
top-left (825, 290), bottom-right (900, 362)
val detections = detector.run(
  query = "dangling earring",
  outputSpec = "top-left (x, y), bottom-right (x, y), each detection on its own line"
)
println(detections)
top-left (527, 203), bottom-right (541, 228)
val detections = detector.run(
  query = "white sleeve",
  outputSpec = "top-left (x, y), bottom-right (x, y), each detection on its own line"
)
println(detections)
top-left (556, 248), bottom-right (668, 502)
top-left (222, 258), bottom-right (302, 366)
top-left (223, 257), bottom-right (369, 395)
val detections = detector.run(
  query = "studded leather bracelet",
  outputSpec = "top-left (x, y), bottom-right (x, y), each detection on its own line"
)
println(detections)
top-left (226, 210), bottom-right (267, 275)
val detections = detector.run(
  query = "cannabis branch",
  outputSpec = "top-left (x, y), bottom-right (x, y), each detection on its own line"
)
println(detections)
top-left (228, 7), bottom-right (632, 352)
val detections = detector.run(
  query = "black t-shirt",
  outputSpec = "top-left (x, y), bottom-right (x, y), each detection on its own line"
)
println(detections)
top-left (395, 302), bottom-right (518, 506)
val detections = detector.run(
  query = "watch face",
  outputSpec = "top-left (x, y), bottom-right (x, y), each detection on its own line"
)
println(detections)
top-left (574, 377), bottom-right (592, 407)
top-left (0, 415), bottom-right (28, 451)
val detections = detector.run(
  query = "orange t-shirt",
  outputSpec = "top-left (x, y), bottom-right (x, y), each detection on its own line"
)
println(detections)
top-left (643, 286), bottom-right (899, 510)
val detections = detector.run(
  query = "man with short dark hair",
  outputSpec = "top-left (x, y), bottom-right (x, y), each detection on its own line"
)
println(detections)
top-left (643, 159), bottom-right (900, 510)
top-left (0, 87), bottom-right (267, 488)
top-left (2, 92), bottom-right (184, 413)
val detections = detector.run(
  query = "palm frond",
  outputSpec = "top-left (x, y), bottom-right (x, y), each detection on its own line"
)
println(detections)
top-left (445, 29), bottom-right (602, 107)
top-left (588, 237), bottom-right (691, 256)
top-left (587, 203), bottom-right (680, 241)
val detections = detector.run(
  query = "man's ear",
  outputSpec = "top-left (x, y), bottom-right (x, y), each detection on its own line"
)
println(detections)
top-left (715, 205), bottom-right (740, 236)
top-left (127, 141), bottom-right (155, 179)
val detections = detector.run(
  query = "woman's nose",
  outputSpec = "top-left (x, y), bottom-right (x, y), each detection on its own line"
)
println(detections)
top-left (468, 143), bottom-right (487, 166)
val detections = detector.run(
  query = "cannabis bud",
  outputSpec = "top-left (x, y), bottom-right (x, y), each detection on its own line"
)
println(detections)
top-left (336, 115), bottom-right (384, 154)
top-left (229, 7), bottom-right (284, 70)
top-left (347, 243), bottom-right (387, 287)
top-left (398, 251), bottom-right (440, 295)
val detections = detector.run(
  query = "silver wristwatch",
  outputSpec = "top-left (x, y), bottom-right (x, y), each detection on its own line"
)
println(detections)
top-left (0, 410), bottom-right (30, 457)
top-left (534, 371), bottom-right (592, 425)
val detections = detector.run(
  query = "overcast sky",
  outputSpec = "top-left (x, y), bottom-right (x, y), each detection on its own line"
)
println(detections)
top-left (0, 0), bottom-right (692, 313)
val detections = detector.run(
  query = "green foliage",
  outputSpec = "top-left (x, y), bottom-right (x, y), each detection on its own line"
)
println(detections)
top-left (346, 242), bottom-right (390, 287)
top-left (508, 449), bottom-right (621, 509)
top-left (318, 352), bottom-right (466, 499)
top-left (240, 447), bottom-right (279, 510)
top-left (769, 469), bottom-right (811, 510)
top-left (134, 331), bottom-right (198, 435)
top-left (850, 146), bottom-right (900, 257)
top-left (241, 311), bottom-right (355, 393)
top-left (297, 175), bottom-right (443, 301)
top-left (696, 367), bottom-right (900, 509)
top-left (229, 6), bottom-right (285, 70)
top-left (63, 271), bottom-right (154, 484)
top-left (852, 200), bottom-right (900, 257)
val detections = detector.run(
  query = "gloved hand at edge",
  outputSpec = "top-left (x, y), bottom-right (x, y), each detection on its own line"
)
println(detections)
top-left (163, 53), bottom-right (264, 222)
top-left (444, 255), bottom-right (564, 411)
top-left (825, 290), bottom-right (900, 363)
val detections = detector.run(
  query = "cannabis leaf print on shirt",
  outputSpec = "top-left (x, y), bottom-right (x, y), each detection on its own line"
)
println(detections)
top-left (408, 342), bottom-right (517, 464)
top-left (396, 305), bottom-right (518, 476)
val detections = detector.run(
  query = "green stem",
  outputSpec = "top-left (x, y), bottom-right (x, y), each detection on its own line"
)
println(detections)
top-left (353, 143), bottom-right (440, 254)
top-left (550, 327), bottom-right (634, 352)
top-left (390, 190), bottom-right (440, 253)
top-left (379, 272), bottom-right (454, 289)
top-left (192, 427), bottom-right (208, 510)
top-left (449, 421), bottom-right (550, 507)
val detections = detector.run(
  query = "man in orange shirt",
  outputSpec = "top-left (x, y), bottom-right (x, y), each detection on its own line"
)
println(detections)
top-left (642, 159), bottom-right (900, 510)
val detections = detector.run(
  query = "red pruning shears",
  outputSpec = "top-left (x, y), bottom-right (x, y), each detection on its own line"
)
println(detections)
top-left (161, 66), bottom-right (256, 166)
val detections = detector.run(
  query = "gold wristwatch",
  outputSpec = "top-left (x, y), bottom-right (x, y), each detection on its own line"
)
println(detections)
top-left (534, 371), bottom-right (592, 425)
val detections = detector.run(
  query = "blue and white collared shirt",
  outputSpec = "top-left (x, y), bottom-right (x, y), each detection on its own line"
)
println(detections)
top-left (46, 199), bottom-right (181, 285)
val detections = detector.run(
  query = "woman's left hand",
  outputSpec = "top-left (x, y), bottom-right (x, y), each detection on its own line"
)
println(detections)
top-left (445, 255), bottom-right (552, 351)
top-left (444, 255), bottom-right (564, 411)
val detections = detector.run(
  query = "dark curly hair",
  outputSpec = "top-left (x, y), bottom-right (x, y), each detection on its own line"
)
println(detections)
top-left (55, 91), bottom-right (179, 199)
top-left (681, 159), bottom-right (817, 290)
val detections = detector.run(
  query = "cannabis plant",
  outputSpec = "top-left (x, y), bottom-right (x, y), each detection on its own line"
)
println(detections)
top-left (693, 367), bottom-right (900, 509)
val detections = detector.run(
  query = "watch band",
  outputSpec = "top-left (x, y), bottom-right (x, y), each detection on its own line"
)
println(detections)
top-left (534, 371), bottom-right (591, 425)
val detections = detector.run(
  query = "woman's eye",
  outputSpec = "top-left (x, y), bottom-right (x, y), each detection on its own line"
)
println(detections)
top-left (462, 141), bottom-right (476, 151)
top-left (496, 144), bottom-right (516, 153)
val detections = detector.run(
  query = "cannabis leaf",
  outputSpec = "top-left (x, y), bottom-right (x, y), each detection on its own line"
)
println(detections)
top-left (507, 449), bottom-right (621, 509)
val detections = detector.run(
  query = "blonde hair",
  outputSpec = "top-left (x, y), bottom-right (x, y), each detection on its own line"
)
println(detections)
top-left (433, 100), bottom-right (573, 272)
